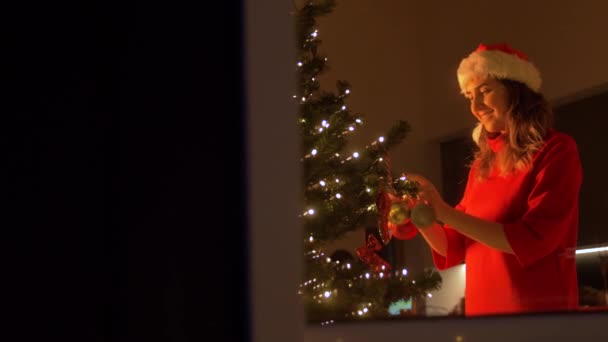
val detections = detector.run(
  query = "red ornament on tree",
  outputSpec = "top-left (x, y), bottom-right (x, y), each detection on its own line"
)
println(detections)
top-left (378, 189), bottom-right (418, 243)
top-left (389, 220), bottom-right (418, 240)
top-left (376, 153), bottom-right (421, 244)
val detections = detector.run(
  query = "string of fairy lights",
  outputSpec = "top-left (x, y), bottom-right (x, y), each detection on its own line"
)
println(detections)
top-left (300, 174), bottom-right (412, 219)
top-left (295, 16), bottom-right (438, 324)
top-left (299, 236), bottom-right (435, 325)
top-left (297, 77), bottom-right (394, 217)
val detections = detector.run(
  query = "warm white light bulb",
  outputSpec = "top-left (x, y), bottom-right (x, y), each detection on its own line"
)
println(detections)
top-left (379, 158), bottom-right (383, 162)
top-left (428, 293), bottom-right (433, 298)
top-left (309, 236), bottom-right (314, 242)
top-left (297, 62), bottom-right (303, 67)
top-left (378, 136), bottom-right (385, 142)
top-left (366, 188), bottom-right (371, 193)
top-left (353, 152), bottom-right (359, 158)
top-left (355, 118), bottom-right (362, 123)
top-left (379, 272), bottom-right (384, 278)
top-left (341, 105), bottom-right (347, 110)
top-left (326, 257), bottom-right (331, 263)
top-left (576, 246), bottom-right (608, 254)
top-left (318, 128), bottom-right (323, 132)
top-left (301, 97), bottom-right (306, 101)
top-left (348, 126), bottom-right (354, 131)
top-left (311, 30), bottom-right (318, 37)
top-left (345, 89), bottom-right (350, 94)
top-left (335, 178), bottom-right (340, 183)
top-left (335, 193), bottom-right (342, 199)
top-left (357, 310), bottom-right (363, 316)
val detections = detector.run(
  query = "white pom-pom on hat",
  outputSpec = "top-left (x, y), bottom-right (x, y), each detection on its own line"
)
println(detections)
top-left (457, 43), bottom-right (542, 93)
top-left (472, 123), bottom-right (482, 145)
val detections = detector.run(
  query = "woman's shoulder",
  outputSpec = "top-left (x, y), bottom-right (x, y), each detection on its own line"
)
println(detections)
top-left (530, 129), bottom-right (583, 179)
top-left (542, 129), bottom-right (578, 152)
top-left (535, 129), bottom-right (580, 164)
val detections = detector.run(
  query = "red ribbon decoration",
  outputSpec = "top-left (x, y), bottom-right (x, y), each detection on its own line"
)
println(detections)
top-left (355, 234), bottom-right (391, 274)
top-left (376, 190), bottom-right (394, 245)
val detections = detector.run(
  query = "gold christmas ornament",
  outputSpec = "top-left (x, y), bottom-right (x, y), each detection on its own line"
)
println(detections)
top-left (388, 201), bottom-right (410, 225)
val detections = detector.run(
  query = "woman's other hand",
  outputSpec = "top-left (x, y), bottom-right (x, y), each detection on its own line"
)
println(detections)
top-left (404, 173), bottom-right (450, 221)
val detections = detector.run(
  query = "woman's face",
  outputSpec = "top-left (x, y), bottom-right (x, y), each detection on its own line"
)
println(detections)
top-left (463, 77), bottom-right (510, 133)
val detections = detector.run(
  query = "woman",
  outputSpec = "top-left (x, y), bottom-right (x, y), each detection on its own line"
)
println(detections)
top-left (408, 43), bottom-right (583, 316)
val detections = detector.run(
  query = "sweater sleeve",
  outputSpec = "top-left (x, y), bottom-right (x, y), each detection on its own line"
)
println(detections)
top-left (503, 135), bottom-right (582, 267)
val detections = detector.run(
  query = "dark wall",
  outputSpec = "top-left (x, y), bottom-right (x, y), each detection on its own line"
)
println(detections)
top-left (440, 134), bottom-right (475, 207)
top-left (554, 90), bottom-right (608, 247)
top-left (7, 1), bottom-right (248, 341)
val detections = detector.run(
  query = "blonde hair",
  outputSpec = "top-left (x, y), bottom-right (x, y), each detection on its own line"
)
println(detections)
top-left (473, 79), bottom-right (553, 179)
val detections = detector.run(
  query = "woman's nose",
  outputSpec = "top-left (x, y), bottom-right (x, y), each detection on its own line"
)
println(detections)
top-left (470, 96), bottom-right (485, 111)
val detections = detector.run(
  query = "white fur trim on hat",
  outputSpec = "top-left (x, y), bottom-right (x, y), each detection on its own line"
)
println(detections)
top-left (457, 48), bottom-right (542, 93)
top-left (472, 123), bottom-right (482, 145)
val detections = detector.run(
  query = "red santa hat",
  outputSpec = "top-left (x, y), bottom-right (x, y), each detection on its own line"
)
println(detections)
top-left (457, 43), bottom-right (542, 93)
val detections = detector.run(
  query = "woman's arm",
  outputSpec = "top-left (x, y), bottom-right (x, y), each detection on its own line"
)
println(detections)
top-left (418, 222), bottom-right (448, 256)
top-left (407, 173), bottom-right (514, 254)
top-left (440, 207), bottom-right (513, 253)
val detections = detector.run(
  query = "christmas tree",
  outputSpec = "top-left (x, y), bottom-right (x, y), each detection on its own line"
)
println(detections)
top-left (295, 0), bottom-right (442, 324)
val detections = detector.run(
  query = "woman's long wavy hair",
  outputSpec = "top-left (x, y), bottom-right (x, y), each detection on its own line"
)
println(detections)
top-left (473, 79), bottom-right (553, 179)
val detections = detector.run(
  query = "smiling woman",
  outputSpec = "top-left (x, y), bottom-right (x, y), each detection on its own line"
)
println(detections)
top-left (243, 0), bottom-right (608, 340)
top-left (464, 78), bottom-right (510, 134)
top-left (410, 43), bottom-right (584, 316)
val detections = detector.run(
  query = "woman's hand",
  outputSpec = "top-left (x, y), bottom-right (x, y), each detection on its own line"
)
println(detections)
top-left (406, 173), bottom-right (514, 253)
top-left (404, 173), bottom-right (451, 221)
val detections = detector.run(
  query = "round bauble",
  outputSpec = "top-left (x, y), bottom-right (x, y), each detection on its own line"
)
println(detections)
top-left (388, 201), bottom-right (410, 225)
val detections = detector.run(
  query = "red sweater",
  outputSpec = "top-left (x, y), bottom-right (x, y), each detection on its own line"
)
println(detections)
top-left (433, 129), bottom-right (583, 316)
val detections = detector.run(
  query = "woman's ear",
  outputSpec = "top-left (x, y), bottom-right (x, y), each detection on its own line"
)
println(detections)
top-left (472, 122), bottom-right (482, 145)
